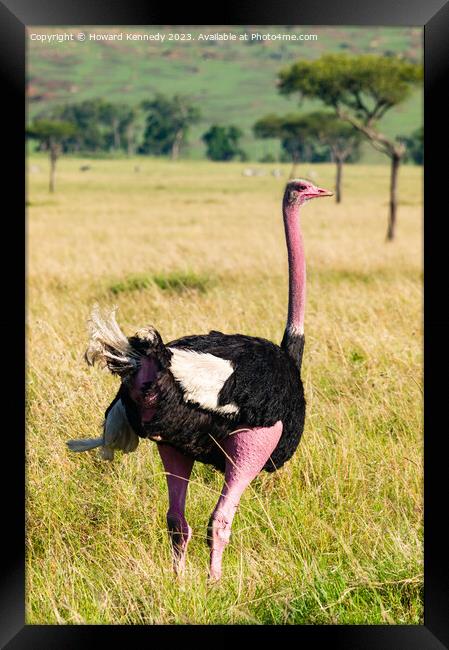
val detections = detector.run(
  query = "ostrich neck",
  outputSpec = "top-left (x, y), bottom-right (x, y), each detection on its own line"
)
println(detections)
top-left (283, 201), bottom-right (306, 336)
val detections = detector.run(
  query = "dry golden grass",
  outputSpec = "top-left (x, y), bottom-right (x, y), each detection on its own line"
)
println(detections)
top-left (26, 157), bottom-right (423, 624)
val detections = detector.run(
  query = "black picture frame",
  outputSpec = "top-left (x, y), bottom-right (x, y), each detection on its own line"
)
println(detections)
top-left (2, 1), bottom-right (448, 647)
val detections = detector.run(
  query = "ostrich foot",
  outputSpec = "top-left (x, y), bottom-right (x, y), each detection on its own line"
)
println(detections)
top-left (167, 511), bottom-right (192, 576)
top-left (207, 511), bottom-right (231, 582)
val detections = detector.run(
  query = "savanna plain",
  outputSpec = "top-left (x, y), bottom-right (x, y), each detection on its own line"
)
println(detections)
top-left (27, 157), bottom-right (423, 624)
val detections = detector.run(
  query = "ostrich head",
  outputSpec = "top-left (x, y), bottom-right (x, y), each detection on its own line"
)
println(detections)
top-left (284, 178), bottom-right (333, 207)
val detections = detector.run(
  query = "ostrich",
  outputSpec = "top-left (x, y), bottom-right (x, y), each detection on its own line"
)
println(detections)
top-left (67, 179), bottom-right (332, 580)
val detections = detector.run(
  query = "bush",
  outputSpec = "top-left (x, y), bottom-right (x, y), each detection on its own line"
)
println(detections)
top-left (259, 153), bottom-right (277, 163)
top-left (202, 125), bottom-right (245, 161)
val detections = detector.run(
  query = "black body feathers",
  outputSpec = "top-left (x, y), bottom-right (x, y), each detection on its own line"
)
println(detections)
top-left (110, 328), bottom-right (306, 473)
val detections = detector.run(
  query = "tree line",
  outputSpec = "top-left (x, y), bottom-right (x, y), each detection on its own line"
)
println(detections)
top-left (28, 54), bottom-right (422, 240)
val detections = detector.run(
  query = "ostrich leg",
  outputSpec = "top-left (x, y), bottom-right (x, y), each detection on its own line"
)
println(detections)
top-left (157, 444), bottom-right (194, 575)
top-left (208, 421), bottom-right (283, 582)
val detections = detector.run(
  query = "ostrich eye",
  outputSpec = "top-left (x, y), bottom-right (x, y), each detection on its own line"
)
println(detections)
top-left (298, 184), bottom-right (307, 191)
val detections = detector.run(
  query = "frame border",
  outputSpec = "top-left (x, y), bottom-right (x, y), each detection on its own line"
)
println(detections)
top-left (2, 1), bottom-right (448, 647)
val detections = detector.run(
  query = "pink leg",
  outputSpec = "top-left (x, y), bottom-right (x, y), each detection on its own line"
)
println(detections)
top-left (157, 444), bottom-right (194, 575)
top-left (208, 421), bottom-right (283, 582)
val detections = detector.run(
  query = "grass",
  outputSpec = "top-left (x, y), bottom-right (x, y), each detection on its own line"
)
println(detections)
top-left (110, 270), bottom-right (213, 295)
top-left (26, 156), bottom-right (423, 624)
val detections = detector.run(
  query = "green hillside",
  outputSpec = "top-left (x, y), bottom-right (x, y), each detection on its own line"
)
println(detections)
top-left (27, 26), bottom-right (423, 162)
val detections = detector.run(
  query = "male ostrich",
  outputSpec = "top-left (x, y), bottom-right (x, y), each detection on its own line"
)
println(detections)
top-left (67, 179), bottom-right (332, 580)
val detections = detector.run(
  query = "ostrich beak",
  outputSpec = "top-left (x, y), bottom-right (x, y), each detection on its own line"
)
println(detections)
top-left (311, 186), bottom-right (333, 198)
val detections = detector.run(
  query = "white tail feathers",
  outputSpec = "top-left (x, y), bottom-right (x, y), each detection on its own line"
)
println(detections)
top-left (84, 305), bottom-right (140, 376)
top-left (103, 399), bottom-right (139, 453)
top-left (66, 399), bottom-right (139, 461)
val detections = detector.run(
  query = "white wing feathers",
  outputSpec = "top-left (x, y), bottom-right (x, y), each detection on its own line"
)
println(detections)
top-left (168, 348), bottom-right (239, 416)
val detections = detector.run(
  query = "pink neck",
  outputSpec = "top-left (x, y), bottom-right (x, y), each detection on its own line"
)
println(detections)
top-left (283, 199), bottom-right (306, 335)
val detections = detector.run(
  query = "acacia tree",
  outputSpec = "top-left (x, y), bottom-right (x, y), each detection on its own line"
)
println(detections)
top-left (27, 119), bottom-right (77, 192)
top-left (48, 99), bottom-right (137, 153)
top-left (140, 95), bottom-right (201, 160)
top-left (305, 112), bottom-right (362, 203)
top-left (278, 54), bottom-right (422, 240)
top-left (253, 113), bottom-right (327, 177)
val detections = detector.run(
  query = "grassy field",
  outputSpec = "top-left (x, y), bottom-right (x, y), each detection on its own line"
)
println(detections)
top-left (26, 156), bottom-right (423, 624)
top-left (27, 26), bottom-right (423, 162)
